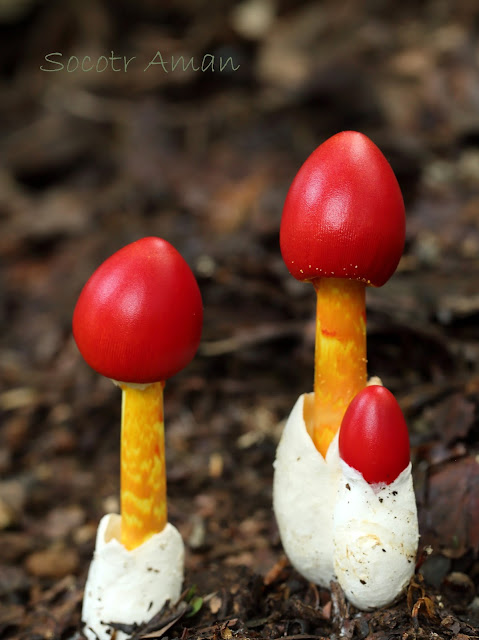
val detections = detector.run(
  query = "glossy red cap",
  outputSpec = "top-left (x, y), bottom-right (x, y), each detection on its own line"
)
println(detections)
top-left (339, 385), bottom-right (410, 485)
top-left (280, 131), bottom-right (405, 286)
top-left (73, 237), bottom-right (203, 383)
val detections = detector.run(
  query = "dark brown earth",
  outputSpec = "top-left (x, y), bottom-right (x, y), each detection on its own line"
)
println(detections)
top-left (1, 1), bottom-right (479, 638)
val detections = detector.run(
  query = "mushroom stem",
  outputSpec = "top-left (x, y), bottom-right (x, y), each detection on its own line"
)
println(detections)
top-left (309, 277), bottom-right (367, 457)
top-left (120, 381), bottom-right (167, 550)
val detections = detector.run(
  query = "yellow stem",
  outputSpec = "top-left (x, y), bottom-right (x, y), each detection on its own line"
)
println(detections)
top-left (120, 381), bottom-right (167, 550)
top-left (309, 278), bottom-right (367, 457)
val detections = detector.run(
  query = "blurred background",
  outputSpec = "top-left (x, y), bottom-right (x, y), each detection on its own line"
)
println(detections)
top-left (1, 0), bottom-right (479, 637)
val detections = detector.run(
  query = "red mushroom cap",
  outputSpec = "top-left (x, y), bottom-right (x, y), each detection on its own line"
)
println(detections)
top-left (73, 237), bottom-right (203, 383)
top-left (280, 131), bottom-right (405, 286)
top-left (339, 385), bottom-right (410, 485)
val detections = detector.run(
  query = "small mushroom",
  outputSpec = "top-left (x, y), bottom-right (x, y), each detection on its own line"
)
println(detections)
top-left (333, 385), bottom-right (418, 610)
top-left (73, 237), bottom-right (202, 639)
top-left (280, 131), bottom-right (405, 456)
top-left (339, 385), bottom-right (410, 485)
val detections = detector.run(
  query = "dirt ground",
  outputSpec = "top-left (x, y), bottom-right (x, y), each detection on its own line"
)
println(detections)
top-left (1, 1), bottom-right (479, 638)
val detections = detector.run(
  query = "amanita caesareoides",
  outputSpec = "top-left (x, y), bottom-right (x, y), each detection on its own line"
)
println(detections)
top-left (274, 131), bottom-right (417, 607)
top-left (333, 385), bottom-right (418, 610)
top-left (73, 237), bottom-right (203, 640)
top-left (279, 131), bottom-right (406, 458)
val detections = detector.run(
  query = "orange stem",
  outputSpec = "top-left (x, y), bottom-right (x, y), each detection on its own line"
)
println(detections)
top-left (120, 381), bottom-right (167, 550)
top-left (310, 278), bottom-right (367, 457)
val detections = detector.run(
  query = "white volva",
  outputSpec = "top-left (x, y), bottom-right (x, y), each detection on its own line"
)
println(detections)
top-left (273, 393), bottom-right (341, 586)
top-left (82, 514), bottom-right (184, 640)
top-left (333, 461), bottom-right (419, 610)
top-left (273, 383), bottom-right (419, 610)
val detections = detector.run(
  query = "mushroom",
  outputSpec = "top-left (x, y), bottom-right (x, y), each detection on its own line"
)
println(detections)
top-left (280, 130), bottom-right (405, 455)
top-left (73, 237), bottom-right (202, 640)
top-left (274, 131), bottom-right (406, 588)
top-left (333, 385), bottom-right (418, 610)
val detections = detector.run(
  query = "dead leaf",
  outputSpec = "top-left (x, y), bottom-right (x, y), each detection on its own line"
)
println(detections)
top-left (420, 456), bottom-right (479, 557)
top-left (263, 555), bottom-right (289, 586)
top-left (25, 547), bottom-right (79, 579)
top-left (411, 596), bottom-right (438, 624)
top-left (208, 594), bottom-right (223, 615)
top-left (424, 393), bottom-right (475, 445)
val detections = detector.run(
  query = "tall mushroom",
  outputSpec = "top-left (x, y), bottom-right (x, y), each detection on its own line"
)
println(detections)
top-left (274, 131), bottom-right (406, 588)
top-left (73, 237), bottom-right (202, 640)
top-left (280, 130), bottom-right (405, 455)
top-left (334, 385), bottom-right (418, 610)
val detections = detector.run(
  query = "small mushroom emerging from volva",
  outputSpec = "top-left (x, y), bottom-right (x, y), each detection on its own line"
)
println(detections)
top-left (273, 131), bottom-right (413, 592)
top-left (334, 385), bottom-right (418, 610)
top-left (73, 237), bottom-right (202, 640)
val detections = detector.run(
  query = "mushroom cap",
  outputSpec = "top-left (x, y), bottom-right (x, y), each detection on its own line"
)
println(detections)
top-left (280, 131), bottom-right (405, 286)
top-left (339, 385), bottom-right (410, 485)
top-left (73, 237), bottom-right (203, 383)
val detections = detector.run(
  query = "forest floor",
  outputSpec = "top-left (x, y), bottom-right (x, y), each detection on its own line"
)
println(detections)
top-left (1, 1), bottom-right (479, 638)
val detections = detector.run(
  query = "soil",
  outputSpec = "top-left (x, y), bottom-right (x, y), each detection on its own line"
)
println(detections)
top-left (1, 1), bottom-right (479, 639)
